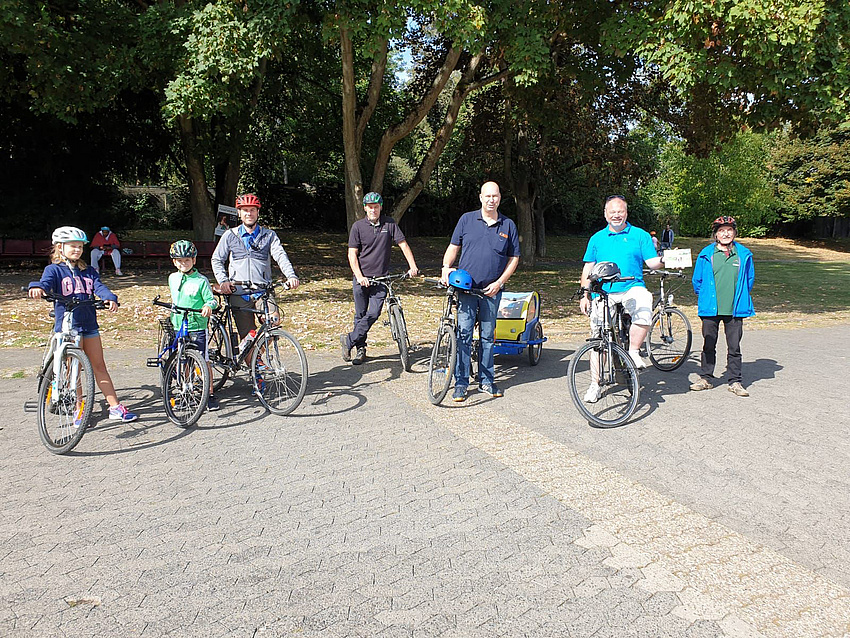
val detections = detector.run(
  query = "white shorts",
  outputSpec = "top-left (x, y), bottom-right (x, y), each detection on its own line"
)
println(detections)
top-left (590, 286), bottom-right (653, 334)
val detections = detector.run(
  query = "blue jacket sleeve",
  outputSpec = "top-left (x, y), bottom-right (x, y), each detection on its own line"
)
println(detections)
top-left (29, 265), bottom-right (59, 293)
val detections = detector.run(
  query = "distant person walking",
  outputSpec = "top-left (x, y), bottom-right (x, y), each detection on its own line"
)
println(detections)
top-left (660, 223), bottom-right (675, 250)
top-left (690, 216), bottom-right (755, 397)
top-left (90, 226), bottom-right (123, 276)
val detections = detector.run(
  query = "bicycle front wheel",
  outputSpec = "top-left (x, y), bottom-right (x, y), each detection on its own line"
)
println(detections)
top-left (208, 317), bottom-right (232, 391)
top-left (251, 328), bottom-right (308, 415)
top-left (568, 340), bottom-right (639, 428)
top-left (162, 347), bottom-right (210, 427)
top-left (390, 304), bottom-right (411, 372)
top-left (37, 348), bottom-right (95, 454)
top-left (427, 324), bottom-right (456, 405)
top-left (648, 308), bottom-right (692, 372)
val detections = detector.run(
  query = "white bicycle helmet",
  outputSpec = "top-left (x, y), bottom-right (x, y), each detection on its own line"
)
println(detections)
top-left (52, 226), bottom-right (88, 244)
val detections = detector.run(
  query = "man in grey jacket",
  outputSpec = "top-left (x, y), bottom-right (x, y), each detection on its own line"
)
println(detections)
top-left (211, 193), bottom-right (300, 339)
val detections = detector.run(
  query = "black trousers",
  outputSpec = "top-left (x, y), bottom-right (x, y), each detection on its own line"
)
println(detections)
top-left (699, 315), bottom-right (744, 383)
top-left (346, 280), bottom-right (387, 349)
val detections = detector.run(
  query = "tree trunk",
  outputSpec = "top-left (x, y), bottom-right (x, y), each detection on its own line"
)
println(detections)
top-left (534, 198), bottom-right (546, 259)
top-left (177, 114), bottom-right (214, 241)
top-left (214, 58), bottom-right (266, 213)
top-left (341, 26), bottom-right (363, 229)
top-left (391, 56), bottom-right (512, 223)
top-left (340, 27), bottom-right (387, 229)
top-left (370, 47), bottom-right (462, 192)
top-left (504, 103), bottom-right (536, 268)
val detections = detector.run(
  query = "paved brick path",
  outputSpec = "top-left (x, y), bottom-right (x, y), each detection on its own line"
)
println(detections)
top-left (1, 325), bottom-right (848, 636)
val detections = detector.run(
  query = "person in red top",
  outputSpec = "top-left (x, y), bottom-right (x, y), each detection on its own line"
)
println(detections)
top-left (90, 226), bottom-right (123, 276)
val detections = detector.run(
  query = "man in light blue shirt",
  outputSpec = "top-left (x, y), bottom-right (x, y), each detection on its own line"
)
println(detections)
top-left (578, 196), bottom-right (663, 400)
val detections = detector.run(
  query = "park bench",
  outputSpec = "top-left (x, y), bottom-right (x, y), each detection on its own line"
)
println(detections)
top-left (0, 238), bottom-right (218, 271)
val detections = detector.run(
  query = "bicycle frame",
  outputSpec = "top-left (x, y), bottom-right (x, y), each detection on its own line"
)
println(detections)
top-left (646, 268), bottom-right (686, 313)
top-left (149, 296), bottom-right (206, 366)
top-left (33, 295), bottom-right (102, 409)
top-left (366, 273), bottom-right (408, 331)
top-left (210, 280), bottom-right (289, 373)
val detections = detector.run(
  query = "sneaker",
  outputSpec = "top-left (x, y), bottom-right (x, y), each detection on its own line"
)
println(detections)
top-left (480, 384), bottom-right (503, 398)
top-left (728, 382), bottom-right (749, 397)
top-left (207, 395), bottom-right (220, 411)
top-left (627, 349), bottom-right (647, 369)
top-left (115, 269), bottom-right (123, 276)
top-left (352, 346), bottom-right (366, 365)
top-left (452, 386), bottom-right (468, 402)
top-left (254, 375), bottom-right (266, 396)
top-left (339, 335), bottom-right (351, 362)
top-left (583, 383), bottom-right (601, 403)
top-left (108, 403), bottom-right (138, 423)
top-left (689, 377), bottom-right (713, 391)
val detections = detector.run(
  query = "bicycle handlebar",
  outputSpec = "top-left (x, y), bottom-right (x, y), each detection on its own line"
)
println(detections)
top-left (644, 269), bottom-right (685, 278)
top-left (151, 295), bottom-right (208, 315)
top-left (423, 277), bottom-right (486, 297)
top-left (218, 280), bottom-right (292, 293)
top-left (25, 287), bottom-right (113, 311)
top-left (367, 272), bottom-right (410, 285)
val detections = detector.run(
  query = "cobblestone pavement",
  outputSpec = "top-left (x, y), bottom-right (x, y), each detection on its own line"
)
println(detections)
top-left (1, 325), bottom-right (848, 637)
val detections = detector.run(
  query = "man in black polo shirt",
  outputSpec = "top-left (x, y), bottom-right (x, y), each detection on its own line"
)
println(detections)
top-left (440, 181), bottom-right (520, 401)
top-left (340, 192), bottom-right (419, 365)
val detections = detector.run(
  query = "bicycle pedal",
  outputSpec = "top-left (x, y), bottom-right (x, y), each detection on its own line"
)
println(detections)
top-left (23, 400), bottom-right (38, 413)
top-left (146, 358), bottom-right (161, 368)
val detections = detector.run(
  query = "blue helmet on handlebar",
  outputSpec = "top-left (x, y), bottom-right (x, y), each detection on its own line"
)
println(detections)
top-left (448, 269), bottom-right (473, 290)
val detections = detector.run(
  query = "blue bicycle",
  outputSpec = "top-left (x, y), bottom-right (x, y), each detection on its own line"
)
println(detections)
top-left (149, 296), bottom-right (211, 428)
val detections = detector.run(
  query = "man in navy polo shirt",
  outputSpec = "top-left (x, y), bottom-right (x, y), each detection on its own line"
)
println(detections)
top-left (440, 181), bottom-right (520, 401)
top-left (340, 192), bottom-right (419, 365)
top-left (578, 195), bottom-right (663, 402)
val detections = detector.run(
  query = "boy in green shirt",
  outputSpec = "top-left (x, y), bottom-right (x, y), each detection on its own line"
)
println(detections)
top-left (168, 240), bottom-right (220, 410)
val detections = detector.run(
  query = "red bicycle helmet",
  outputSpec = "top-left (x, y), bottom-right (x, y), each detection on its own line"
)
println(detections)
top-left (712, 215), bottom-right (736, 232)
top-left (236, 193), bottom-right (261, 209)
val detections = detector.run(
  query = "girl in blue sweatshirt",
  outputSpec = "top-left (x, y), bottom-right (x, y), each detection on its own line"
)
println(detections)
top-left (28, 227), bottom-right (138, 423)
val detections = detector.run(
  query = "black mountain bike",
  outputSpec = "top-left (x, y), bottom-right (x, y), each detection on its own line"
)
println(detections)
top-left (367, 272), bottom-right (412, 372)
top-left (424, 278), bottom-right (485, 405)
top-left (206, 280), bottom-right (308, 415)
top-left (567, 274), bottom-right (640, 428)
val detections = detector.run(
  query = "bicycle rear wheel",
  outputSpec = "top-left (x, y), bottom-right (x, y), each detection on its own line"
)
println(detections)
top-left (251, 328), bottom-right (308, 415)
top-left (568, 340), bottom-right (639, 428)
top-left (427, 324), bottom-right (456, 405)
top-left (390, 304), bottom-right (411, 372)
top-left (648, 308), bottom-right (692, 371)
top-left (208, 317), bottom-right (232, 391)
top-left (162, 347), bottom-right (210, 427)
top-left (37, 348), bottom-right (95, 454)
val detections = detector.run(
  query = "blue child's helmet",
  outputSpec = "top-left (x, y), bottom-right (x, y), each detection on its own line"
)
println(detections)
top-left (448, 269), bottom-right (473, 290)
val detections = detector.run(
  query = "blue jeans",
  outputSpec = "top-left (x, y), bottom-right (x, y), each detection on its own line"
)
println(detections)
top-left (454, 291), bottom-right (501, 389)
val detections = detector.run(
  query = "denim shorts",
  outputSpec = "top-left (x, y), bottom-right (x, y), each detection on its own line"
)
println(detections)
top-left (188, 330), bottom-right (209, 361)
top-left (79, 328), bottom-right (101, 338)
